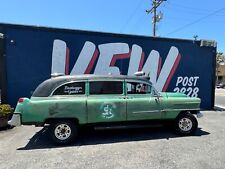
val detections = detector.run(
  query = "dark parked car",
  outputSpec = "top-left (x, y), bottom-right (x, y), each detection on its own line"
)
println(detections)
top-left (216, 82), bottom-right (225, 88)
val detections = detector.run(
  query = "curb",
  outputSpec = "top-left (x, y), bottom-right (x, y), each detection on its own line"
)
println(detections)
top-left (214, 105), bottom-right (225, 111)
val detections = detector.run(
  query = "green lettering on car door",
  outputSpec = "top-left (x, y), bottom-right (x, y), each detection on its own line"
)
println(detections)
top-left (87, 80), bottom-right (126, 123)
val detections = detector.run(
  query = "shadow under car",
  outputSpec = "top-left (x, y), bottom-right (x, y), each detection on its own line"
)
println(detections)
top-left (17, 126), bottom-right (210, 150)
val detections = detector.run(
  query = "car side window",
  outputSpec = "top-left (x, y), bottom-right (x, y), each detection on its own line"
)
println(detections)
top-left (53, 82), bottom-right (85, 95)
top-left (90, 81), bottom-right (123, 94)
top-left (127, 82), bottom-right (151, 94)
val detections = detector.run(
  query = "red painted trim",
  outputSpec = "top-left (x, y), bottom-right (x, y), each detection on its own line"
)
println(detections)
top-left (110, 51), bottom-right (131, 66)
top-left (157, 56), bottom-right (162, 78)
top-left (84, 48), bottom-right (99, 74)
top-left (138, 52), bottom-right (145, 71)
top-left (65, 47), bottom-right (70, 75)
top-left (162, 53), bottom-right (181, 92)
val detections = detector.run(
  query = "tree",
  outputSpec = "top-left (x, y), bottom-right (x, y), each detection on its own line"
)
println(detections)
top-left (216, 52), bottom-right (225, 83)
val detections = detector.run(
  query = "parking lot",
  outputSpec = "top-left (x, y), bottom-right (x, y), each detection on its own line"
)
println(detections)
top-left (0, 111), bottom-right (225, 169)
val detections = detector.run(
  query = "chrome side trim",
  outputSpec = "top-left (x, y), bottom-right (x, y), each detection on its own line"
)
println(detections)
top-left (162, 108), bottom-right (200, 112)
top-left (132, 108), bottom-right (200, 114)
top-left (132, 110), bottom-right (161, 114)
top-left (172, 102), bottom-right (200, 105)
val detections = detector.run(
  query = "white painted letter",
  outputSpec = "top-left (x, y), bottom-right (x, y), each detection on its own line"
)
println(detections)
top-left (70, 41), bottom-right (96, 75)
top-left (128, 45), bottom-right (160, 85)
top-left (141, 50), bottom-right (160, 85)
top-left (156, 46), bottom-right (180, 91)
top-left (129, 46), bottom-right (180, 91)
top-left (94, 43), bottom-right (129, 75)
top-left (128, 44), bottom-right (143, 75)
top-left (176, 76), bottom-right (183, 86)
top-left (51, 39), bottom-right (67, 75)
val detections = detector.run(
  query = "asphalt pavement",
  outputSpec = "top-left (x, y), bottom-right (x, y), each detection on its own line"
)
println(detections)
top-left (0, 89), bottom-right (224, 169)
top-left (0, 111), bottom-right (225, 169)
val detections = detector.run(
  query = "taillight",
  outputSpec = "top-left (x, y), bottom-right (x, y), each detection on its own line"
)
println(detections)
top-left (18, 98), bottom-right (24, 103)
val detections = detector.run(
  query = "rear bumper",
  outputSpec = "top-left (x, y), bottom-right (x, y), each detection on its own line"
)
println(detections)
top-left (8, 113), bottom-right (21, 126)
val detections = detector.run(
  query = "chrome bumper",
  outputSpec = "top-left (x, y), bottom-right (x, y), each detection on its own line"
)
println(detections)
top-left (8, 113), bottom-right (21, 126)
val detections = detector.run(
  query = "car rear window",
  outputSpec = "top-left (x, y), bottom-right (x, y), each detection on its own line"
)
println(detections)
top-left (53, 82), bottom-right (85, 95)
top-left (90, 81), bottom-right (123, 95)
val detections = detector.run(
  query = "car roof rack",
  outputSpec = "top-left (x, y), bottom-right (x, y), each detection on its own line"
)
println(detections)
top-left (51, 73), bottom-right (64, 78)
top-left (134, 71), bottom-right (150, 80)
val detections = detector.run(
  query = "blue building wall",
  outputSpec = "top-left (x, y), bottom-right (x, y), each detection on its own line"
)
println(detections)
top-left (0, 24), bottom-right (216, 109)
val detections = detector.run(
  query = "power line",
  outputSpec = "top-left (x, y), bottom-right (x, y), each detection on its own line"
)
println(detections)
top-left (165, 15), bottom-right (225, 23)
top-left (167, 2), bottom-right (213, 12)
top-left (166, 7), bottom-right (225, 36)
top-left (166, 5), bottom-right (225, 16)
top-left (120, 0), bottom-right (143, 33)
top-left (133, 12), bottom-right (150, 32)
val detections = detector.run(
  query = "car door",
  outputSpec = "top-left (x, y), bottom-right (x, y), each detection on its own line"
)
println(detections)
top-left (87, 80), bottom-right (126, 123)
top-left (51, 81), bottom-right (87, 123)
top-left (126, 81), bottom-right (162, 121)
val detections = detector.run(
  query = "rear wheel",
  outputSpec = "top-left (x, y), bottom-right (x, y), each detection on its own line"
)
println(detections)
top-left (175, 112), bottom-right (198, 135)
top-left (49, 120), bottom-right (78, 145)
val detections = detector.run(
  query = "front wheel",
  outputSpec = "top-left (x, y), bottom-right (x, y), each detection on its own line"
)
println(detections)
top-left (49, 120), bottom-right (78, 145)
top-left (174, 112), bottom-right (198, 135)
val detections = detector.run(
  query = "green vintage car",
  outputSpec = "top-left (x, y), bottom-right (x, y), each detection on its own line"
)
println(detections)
top-left (9, 74), bottom-right (202, 145)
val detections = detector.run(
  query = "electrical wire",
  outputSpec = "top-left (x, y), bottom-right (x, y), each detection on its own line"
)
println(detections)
top-left (120, 0), bottom-right (144, 33)
top-left (166, 5), bottom-right (225, 16)
top-left (167, 2), bottom-right (213, 12)
top-left (132, 12), bottom-right (150, 32)
top-left (165, 7), bottom-right (225, 36)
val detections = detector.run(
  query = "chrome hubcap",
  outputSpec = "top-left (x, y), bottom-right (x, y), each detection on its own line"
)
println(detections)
top-left (54, 124), bottom-right (71, 140)
top-left (179, 118), bottom-right (192, 132)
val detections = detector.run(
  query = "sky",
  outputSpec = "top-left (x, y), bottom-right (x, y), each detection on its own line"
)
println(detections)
top-left (0, 0), bottom-right (225, 53)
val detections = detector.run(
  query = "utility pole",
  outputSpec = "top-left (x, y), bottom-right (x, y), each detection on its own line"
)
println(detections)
top-left (146, 0), bottom-right (166, 37)
top-left (193, 35), bottom-right (199, 41)
top-left (152, 1), bottom-right (157, 36)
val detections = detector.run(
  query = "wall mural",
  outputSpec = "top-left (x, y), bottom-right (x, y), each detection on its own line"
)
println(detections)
top-left (52, 40), bottom-right (181, 93)
top-left (2, 25), bottom-right (215, 109)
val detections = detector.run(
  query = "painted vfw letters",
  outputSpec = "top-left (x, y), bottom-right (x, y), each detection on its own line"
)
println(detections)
top-left (51, 39), bottom-right (181, 92)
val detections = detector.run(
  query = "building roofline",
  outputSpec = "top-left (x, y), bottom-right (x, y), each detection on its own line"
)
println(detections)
top-left (0, 22), bottom-right (212, 43)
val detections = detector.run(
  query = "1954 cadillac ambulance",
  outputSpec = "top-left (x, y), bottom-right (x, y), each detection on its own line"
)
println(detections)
top-left (9, 74), bottom-right (202, 145)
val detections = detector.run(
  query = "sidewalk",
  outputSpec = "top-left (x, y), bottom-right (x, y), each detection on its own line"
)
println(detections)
top-left (214, 105), bottom-right (225, 111)
top-left (215, 88), bottom-right (225, 110)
